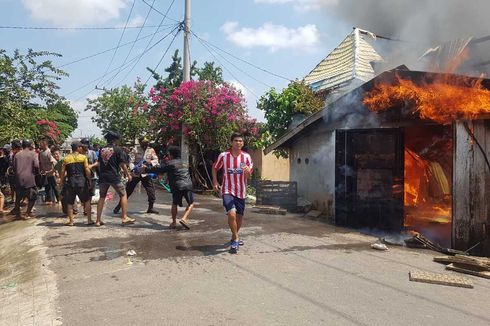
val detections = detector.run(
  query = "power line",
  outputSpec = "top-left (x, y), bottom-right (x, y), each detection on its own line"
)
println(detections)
top-left (116, 0), bottom-right (178, 87)
top-left (99, 0), bottom-right (136, 84)
top-left (192, 33), bottom-right (272, 88)
top-left (102, 0), bottom-right (158, 87)
top-left (195, 35), bottom-right (258, 99)
top-left (0, 25), bottom-right (166, 30)
top-left (56, 24), bottom-right (176, 69)
top-left (141, 0), bottom-right (180, 23)
top-left (64, 27), bottom-right (179, 98)
top-left (192, 31), bottom-right (292, 82)
top-left (145, 28), bottom-right (181, 84)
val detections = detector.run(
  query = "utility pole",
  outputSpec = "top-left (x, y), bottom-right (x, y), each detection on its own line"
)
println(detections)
top-left (181, 0), bottom-right (191, 165)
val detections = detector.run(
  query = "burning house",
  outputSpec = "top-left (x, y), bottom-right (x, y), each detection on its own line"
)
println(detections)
top-left (265, 29), bottom-right (490, 256)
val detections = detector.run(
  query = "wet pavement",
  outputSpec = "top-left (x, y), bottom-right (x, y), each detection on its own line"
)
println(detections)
top-left (1, 187), bottom-right (490, 325)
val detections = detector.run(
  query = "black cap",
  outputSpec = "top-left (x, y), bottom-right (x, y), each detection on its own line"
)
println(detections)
top-left (71, 141), bottom-right (83, 151)
top-left (104, 131), bottom-right (121, 141)
top-left (80, 138), bottom-right (90, 145)
top-left (22, 139), bottom-right (32, 149)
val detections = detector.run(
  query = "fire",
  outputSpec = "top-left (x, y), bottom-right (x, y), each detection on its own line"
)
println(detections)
top-left (404, 148), bottom-right (428, 206)
top-left (363, 74), bottom-right (490, 124)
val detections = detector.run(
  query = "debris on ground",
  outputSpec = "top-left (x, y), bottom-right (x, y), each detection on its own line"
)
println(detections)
top-left (126, 249), bottom-right (136, 256)
top-left (252, 205), bottom-right (287, 215)
top-left (405, 232), bottom-right (467, 255)
top-left (296, 197), bottom-right (312, 213)
top-left (409, 270), bottom-right (473, 288)
top-left (305, 210), bottom-right (322, 219)
top-left (434, 255), bottom-right (490, 279)
top-left (371, 243), bottom-right (389, 251)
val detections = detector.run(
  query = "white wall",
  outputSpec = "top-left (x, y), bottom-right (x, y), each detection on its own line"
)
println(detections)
top-left (289, 124), bottom-right (336, 218)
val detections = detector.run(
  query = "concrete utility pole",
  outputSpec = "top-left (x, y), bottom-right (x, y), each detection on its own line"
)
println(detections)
top-left (181, 0), bottom-right (191, 165)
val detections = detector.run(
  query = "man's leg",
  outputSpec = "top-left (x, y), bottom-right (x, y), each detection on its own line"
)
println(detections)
top-left (84, 200), bottom-right (93, 224)
top-left (49, 176), bottom-right (60, 203)
top-left (0, 190), bottom-right (8, 213)
top-left (66, 204), bottom-right (74, 225)
top-left (114, 176), bottom-right (139, 213)
top-left (96, 184), bottom-right (109, 226)
top-left (142, 176), bottom-right (158, 214)
top-left (44, 179), bottom-right (52, 204)
top-left (25, 187), bottom-right (37, 218)
top-left (170, 204), bottom-right (178, 228)
top-left (228, 210), bottom-right (239, 241)
top-left (10, 187), bottom-right (23, 217)
top-left (116, 183), bottom-right (134, 224)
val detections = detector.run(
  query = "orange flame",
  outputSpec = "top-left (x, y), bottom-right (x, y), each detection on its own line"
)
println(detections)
top-left (363, 74), bottom-right (490, 124)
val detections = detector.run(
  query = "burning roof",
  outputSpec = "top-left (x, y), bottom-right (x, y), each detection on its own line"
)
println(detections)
top-left (265, 67), bottom-right (490, 154)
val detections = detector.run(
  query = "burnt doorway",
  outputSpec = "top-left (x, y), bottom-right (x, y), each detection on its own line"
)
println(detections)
top-left (335, 129), bottom-right (404, 231)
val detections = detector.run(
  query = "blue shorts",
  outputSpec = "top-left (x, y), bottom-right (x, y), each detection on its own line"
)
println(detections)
top-left (222, 194), bottom-right (245, 216)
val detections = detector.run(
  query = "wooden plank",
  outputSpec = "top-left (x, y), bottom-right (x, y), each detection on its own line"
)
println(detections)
top-left (409, 271), bottom-right (473, 288)
top-left (453, 121), bottom-right (472, 250)
top-left (446, 263), bottom-right (490, 279)
top-left (433, 255), bottom-right (490, 270)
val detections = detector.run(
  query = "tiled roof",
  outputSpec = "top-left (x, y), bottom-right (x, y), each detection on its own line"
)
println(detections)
top-left (304, 28), bottom-right (383, 92)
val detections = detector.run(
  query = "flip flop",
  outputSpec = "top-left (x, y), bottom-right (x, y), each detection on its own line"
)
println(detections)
top-left (86, 221), bottom-right (96, 226)
top-left (179, 219), bottom-right (190, 230)
top-left (65, 222), bottom-right (74, 226)
top-left (121, 218), bottom-right (135, 225)
top-left (95, 221), bottom-right (105, 227)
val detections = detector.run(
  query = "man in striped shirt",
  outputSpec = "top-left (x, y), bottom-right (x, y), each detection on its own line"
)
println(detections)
top-left (212, 132), bottom-right (253, 254)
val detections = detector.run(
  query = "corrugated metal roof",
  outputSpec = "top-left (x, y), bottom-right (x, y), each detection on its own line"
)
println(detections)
top-left (304, 28), bottom-right (383, 92)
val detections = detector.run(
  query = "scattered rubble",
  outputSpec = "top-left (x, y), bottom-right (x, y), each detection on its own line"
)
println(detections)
top-left (434, 255), bottom-right (490, 279)
top-left (252, 205), bottom-right (287, 215)
top-left (371, 243), bottom-right (388, 251)
top-left (409, 270), bottom-right (473, 288)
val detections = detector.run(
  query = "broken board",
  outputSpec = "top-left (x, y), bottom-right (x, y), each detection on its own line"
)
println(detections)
top-left (446, 263), bottom-right (490, 280)
top-left (252, 205), bottom-right (287, 215)
top-left (433, 255), bottom-right (490, 270)
top-left (409, 271), bottom-right (473, 288)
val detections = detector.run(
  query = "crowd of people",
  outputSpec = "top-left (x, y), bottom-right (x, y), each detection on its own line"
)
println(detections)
top-left (0, 131), bottom-right (253, 254)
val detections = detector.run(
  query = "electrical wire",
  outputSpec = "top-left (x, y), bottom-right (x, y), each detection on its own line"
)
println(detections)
top-left (195, 35), bottom-right (258, 99)
top-left (118, 0), bottom-right (177, 86)
top-left (64, 27), bottom-right (179, 98)
top-left (98, 0), bottom-right (136, 84)
top-left (0, 25), bottom-right (165, 30)
top-left (102, 0), bottom-right (158, 87)
top-left (56, 25), bottom-right (176, 69)
top-left (141, 0), bottom-right (180, 23)
top-left (192, 31), bottom-right (292, 82)
top-left (145, 28), bottom-right (181, 84)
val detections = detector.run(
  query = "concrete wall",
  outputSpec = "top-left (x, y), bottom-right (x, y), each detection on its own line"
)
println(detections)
top-left (249, 149), bottom-right (289, 181)
top-left (289, 123), bottom-right (336, 218)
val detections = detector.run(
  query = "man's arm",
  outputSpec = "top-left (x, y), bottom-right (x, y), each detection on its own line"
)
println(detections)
top-left (212, 154), bottom-right (223, 192)
top-left (83, 157), bottom-right (91, 180)
top-left (59, 162), bottom-right (66, 189)
top-left (121, 163), bottom-right (132, 183)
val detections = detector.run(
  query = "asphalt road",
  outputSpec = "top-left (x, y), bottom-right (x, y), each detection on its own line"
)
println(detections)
top-left (1, 188), bottom-right (490, 325)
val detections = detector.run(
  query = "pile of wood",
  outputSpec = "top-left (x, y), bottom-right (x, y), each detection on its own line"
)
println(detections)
top-left (434, 255), bottom-right (490, 279)
top-left (406, 232), bottom-right (467, 255)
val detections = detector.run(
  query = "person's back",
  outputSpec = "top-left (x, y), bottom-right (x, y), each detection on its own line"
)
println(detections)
top-left (163, 159), bottom-right (192, 192)
top-left (14, 148), bottom-right (38, 188)
top-left (98, 144), bottom-right (125, 184)
top-left (64, 152), bottom-right (88, 186)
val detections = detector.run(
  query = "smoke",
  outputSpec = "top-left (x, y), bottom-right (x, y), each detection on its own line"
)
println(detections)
top-left (329, 0), bottom-right (490, 44)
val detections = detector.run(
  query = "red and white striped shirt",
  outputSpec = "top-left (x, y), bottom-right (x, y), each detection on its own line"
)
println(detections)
top-left (213, 150), bottom-right (253, 199)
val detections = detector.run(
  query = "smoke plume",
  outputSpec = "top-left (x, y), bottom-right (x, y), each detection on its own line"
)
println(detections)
top-left (329, 0), bottom-right (490, 44)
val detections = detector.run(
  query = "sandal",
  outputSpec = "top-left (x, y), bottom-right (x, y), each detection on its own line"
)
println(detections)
top-left (121, 218), bottom-right (135, 225)
top-left (86, 221), bottom-right (96, 226)
top-left (65, 221), bottom-right (74, 226)
top-left (95, 221), bottom-right (105, 227)
top-left (179, 219), bottom-right (190, 230)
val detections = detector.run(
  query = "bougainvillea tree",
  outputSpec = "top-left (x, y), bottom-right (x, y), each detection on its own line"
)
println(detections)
top-left (146, 80), bottom-right (259, 188)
